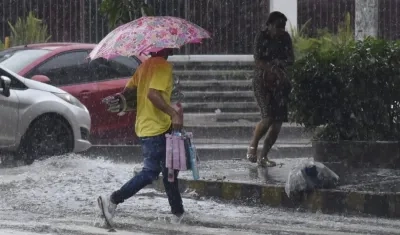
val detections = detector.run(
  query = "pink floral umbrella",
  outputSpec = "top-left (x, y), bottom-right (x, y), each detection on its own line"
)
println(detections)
top-left (89, 16), bottom-right (211, 60)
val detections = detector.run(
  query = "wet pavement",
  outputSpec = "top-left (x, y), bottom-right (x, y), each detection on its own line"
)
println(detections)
top-left (1, 154), bottom-right (400, 234)
top-left (177, 157), bottom-right (400, 193)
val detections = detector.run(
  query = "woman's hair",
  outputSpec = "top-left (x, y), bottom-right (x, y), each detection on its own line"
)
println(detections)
top-left (266, 11), bottom-right (287, 25)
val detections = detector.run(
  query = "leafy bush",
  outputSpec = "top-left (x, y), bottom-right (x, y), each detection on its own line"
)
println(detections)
top-left (289, 37), bottom-right (400, 141)
top-left (8, 11), bottom-right (51, 46)
top-left (290, 13), bottom-right (354, 60)
top-left (100, 0), bottom-right (154, 29)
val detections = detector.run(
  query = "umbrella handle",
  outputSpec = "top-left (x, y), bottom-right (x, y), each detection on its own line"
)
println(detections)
top-left (174, 77), bottom-right (180, 86)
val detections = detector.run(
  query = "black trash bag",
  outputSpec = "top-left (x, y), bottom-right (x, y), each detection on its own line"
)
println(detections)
top-left (285, 159), bottom-right (340, 198)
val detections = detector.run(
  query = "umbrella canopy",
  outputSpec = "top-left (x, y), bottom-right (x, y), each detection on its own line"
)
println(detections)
top-left (89, 16), bottom-right (211, 60)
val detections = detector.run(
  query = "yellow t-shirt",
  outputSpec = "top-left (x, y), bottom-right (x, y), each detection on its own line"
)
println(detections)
top-left (125, 57), bottom-right (173, 137)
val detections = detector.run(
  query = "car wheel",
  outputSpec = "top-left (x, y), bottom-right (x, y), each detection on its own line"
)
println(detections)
top-left (18, 114), bottom-right (74, 165)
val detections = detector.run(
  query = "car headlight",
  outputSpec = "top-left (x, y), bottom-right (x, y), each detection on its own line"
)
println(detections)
top-left (53, 93), bottom-right (88, 111)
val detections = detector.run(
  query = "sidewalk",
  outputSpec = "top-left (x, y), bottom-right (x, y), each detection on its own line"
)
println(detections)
top-left (177, 158), bottom-right (400, 191)
top-left (153, 158), bottom-right (400, 219)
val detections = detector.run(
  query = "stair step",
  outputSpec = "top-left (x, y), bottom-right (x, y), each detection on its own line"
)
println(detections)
top-left (184, 112), bottom-right (260, 123)
top-left (169, 55), bottom-right (255, 73)
top-left (183, 122), bottom-right (315, 141)
top-left (170, 55), bottom-right (253, 62)
top-left (193, 138), bottom-right (311, 145)
top-left (171, 61), bottom-right (254, 71)
top-left (174, 70), bottom-right (253, 81)
top-left (85, 143), bottom-right (312, 161)
top-left (215, 112), bottom-right (260, 122)
top-left (183, 91), bottom-right (253, 97)
top-left (179, 80), bottom-right (252, 91)
top-left (173, 64), bottom-right (254, 71)
top-left (169, 55), bottom-right (254, 63)
top-left (184, 112), bottom-right (299, 124)
top-left (182, 102), bottom-right (259, 113)
top-left (182, 91), bottom-right (254, 102)
top-left (174, 70), bottom-right (253, 76)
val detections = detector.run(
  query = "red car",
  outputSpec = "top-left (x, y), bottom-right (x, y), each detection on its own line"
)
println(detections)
top-left (0, 43), bottom-right (147, 144)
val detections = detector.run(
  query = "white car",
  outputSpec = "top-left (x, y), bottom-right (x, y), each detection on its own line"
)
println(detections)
top-left (0, 65), bottom-right (91, 165)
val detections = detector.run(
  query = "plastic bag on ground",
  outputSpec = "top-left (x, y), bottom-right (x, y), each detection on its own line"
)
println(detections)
top-left (285, 159), bottom-right (340, 198)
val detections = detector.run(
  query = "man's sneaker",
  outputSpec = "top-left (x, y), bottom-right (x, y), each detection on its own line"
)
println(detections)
top-left (171, 212), bottom-right (185, 224)
top-left (97, 195), bottom-right (117, 225)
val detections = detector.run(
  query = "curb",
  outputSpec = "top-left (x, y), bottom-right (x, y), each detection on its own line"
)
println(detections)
top-left (153, 178), bottom-right (400, 219)
top-left (82, 144), bottom-right (312, 162)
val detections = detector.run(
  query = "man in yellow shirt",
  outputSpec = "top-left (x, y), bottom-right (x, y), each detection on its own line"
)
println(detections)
top-left (98, 48), bottom-right (185, 225)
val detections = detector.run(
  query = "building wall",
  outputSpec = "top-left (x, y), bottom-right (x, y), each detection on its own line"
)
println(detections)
top-left (148, 0), bottom-right (270, 54)
top-left (270, 0), bottom-right (298, 33)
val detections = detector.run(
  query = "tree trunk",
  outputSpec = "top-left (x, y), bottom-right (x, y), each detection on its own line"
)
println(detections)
top-left (355, 0), bottom-right (379, 40)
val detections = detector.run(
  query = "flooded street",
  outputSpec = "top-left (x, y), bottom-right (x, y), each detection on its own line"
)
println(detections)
top-left (0, 155), bottom-right (399, 235)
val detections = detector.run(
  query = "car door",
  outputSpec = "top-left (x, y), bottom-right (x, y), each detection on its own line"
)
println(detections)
top-left (0, 76), bottom-right (20, 147)
top-left (88, 55), bottom-right (141, 144)
top-left (25, 50), bottom-right (101, 134)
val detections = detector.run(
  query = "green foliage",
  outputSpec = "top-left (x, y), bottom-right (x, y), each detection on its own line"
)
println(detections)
top-left (336, 12), bottom-right (354, 46)
top-left (100, 0), bottom-right (154, 30)
top-left (289, 13), bottom-right (400, 141)
top-left (0, 41), bottom-right (4, 50)
top-left (290, 12), bottom-right (354, 60)
top-left (289, 37), bottom-right (400, 141)
top-left (8, 11), bottom-right (51, 46)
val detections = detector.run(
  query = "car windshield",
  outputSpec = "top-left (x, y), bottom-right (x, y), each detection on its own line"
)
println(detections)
top-left (0, 49), bottom-right (51, 73)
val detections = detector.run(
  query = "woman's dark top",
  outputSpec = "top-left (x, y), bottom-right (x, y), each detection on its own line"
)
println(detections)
top-left (252, 29), bottom-right (294, 111)
top-left (253, 30), bottom-right (294, 68)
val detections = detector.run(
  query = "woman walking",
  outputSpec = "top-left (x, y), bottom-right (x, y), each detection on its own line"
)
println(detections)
top-left (246, 11), bottom-right (294, 167)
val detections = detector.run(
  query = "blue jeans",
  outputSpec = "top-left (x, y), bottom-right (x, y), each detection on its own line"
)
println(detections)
top-left (111, 133), bottom-right (184, 216)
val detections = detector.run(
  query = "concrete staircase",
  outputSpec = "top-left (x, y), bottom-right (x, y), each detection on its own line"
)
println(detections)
top-left (172, 59), bottom-right (261, 122)
top-left (168, 56), bottom-right (314, 159)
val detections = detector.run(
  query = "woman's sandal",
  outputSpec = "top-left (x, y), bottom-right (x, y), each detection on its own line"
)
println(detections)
top-left (257, 157), bottom-right (277, 168)
top-left (246, 147), bottom-right (258, 163)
